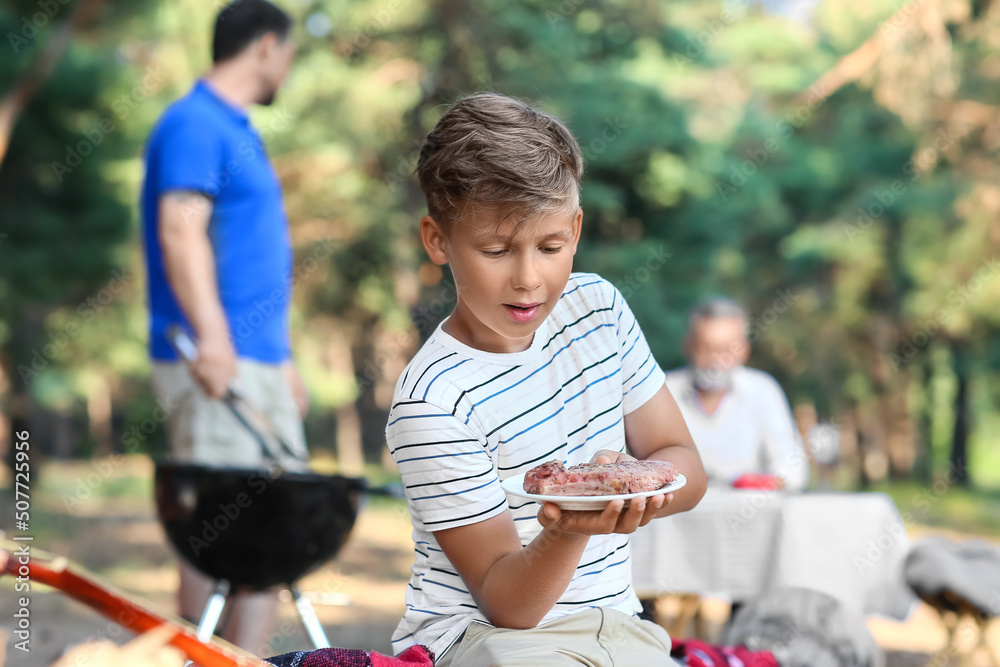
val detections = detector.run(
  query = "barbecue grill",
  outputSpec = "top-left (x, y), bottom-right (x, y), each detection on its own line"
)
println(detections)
top-left (155, 327), bottom-right (401, 650)
top-left (155, 463), bottom-right (366, 588)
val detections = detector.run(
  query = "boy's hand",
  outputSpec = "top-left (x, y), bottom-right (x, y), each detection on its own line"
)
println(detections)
top-left (536, 492), bottom-right (670, 536)
top-left (590, 449), bottom-right (635, 464)
top-left (552, 448), bottom-right (673, 533)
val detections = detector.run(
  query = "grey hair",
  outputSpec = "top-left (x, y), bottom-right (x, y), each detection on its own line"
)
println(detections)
top-left (687, 297), bottom-right (748, 336)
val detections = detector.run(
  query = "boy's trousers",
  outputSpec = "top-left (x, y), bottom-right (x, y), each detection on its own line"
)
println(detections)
top-left (435, 607), bottom-right (678, 666)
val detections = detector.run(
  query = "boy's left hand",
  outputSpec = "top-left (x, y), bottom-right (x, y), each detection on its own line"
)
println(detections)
top-left (536, 491), bottom-right (671, 536)
top-left (590, 447), bottom-right (676, 519)
top-left (538, 449), bottom-right (674, 535)
top-left (534, 448), bottom-right (674, 534)
top-left (590, 449), bottom-right (634, 465)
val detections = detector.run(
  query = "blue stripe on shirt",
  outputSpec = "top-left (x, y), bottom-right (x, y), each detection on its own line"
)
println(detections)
top-left (621, 334), bottom-right (639, 363)
top-left (387, 411), bottom-right (452, 426)
top-left (562, 368), bottom-right (621, 403)
top-left (561, 279), bottom-right (603, 298)
top-left (423, 358), bottom-right (470, 401)
top-left (623, 360), bottom-right (659, 398)
top-left (498, 406), bottom-right (565, 445)
top-left (423, 578), bottom-right (470, 594)
top-left (567, 416), bottom-right (623, 454)
top-left (411, 479), bottom-right (496, 501)
top-left (395, 450), bottom-right (484, 464)
top-left (578, 556), bottom-right (630, 578)
top-left (464, 323), bottom-right (614, 424)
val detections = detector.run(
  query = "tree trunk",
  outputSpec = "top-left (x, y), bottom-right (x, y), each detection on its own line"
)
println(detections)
top-left (883, 378), bottom-right (917, 480)
top-left (948, 342), bottom-right (970, 486)
top-left (53, 406), bottom-right (74, 459)
top-left (913, 357), bottom-right (934, 484)
top-left (0, 0), bottom-right (106, 165)
top-left (351, 313), bottom-right (390, 464)
top-left (87, 375), bottom-right (112, 457)
top-left (852, 405), bottom-right (871, 489)
top-left (335, 403), bottom-right (364, 476)
top-left (0, 362), bottom-right (10, 469)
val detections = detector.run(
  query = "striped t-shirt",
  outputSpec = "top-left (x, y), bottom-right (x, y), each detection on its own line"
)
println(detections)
top-left (386, 273), bottom-right (667, 658)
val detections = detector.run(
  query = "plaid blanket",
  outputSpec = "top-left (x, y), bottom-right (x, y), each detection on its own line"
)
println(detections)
top-left (264, 645), bottom-right (434, 667)
top-left (262, 639), bottom-right (777, 666)
top-left (672, 639), bottom-right (780, 667)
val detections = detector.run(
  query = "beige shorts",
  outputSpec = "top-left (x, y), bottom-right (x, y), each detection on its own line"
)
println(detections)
top-left (151, 359), bottom-right (306, 467)
top-left (436, 608), bottom-right (676, 667)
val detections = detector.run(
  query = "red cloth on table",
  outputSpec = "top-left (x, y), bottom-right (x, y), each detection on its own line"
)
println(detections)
top-left (264, 644), bottom-right (434, 667)
top-left (671, 639), bottom-right (780, 667)
top-left (732, 473), bottom-right (783, 490)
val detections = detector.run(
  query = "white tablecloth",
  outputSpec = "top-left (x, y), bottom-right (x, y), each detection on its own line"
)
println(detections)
top-left (630, 489), bottom-right (917, 620)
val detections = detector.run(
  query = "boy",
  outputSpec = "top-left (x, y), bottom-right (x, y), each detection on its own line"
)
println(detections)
top-left (387, 92), bottom-right (707, 666)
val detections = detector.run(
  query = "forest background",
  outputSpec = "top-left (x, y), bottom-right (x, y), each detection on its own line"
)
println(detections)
top-left (2, 0), bottom-right (999, 491)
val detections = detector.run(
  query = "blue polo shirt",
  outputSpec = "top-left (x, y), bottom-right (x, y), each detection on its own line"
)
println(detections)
top-left (141, 80), bottom-right (292, 362)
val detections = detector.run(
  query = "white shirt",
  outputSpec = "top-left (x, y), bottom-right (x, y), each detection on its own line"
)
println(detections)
top-left (386, 274), bottom-right (666, 658)
top-left (664, 366), bottom-right (808, 491)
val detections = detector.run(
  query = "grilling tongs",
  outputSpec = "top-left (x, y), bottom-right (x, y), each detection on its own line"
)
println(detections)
top-left (166, 325), bottom-right (309, 470)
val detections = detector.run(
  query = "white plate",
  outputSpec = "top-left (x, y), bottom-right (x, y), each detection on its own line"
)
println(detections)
top-left (501, 472), bottom-right (687, 511)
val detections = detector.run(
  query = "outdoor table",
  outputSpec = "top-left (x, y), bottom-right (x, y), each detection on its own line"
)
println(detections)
top-left (630, 488), bottom-right (917, 620)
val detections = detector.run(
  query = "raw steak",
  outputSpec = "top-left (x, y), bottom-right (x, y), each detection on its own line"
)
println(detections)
top-left (523, 459), bottom-right (678, 496)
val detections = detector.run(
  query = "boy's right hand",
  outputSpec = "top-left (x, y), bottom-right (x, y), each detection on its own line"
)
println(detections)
top-left (536, 492), bottom-right (668, 536)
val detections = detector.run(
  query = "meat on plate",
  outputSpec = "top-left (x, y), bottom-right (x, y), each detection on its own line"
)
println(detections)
top-left (523, 459), bottom-right (678, 496)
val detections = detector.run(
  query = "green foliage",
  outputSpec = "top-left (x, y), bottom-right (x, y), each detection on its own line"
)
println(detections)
top-left (2, 0), bottom-right (998, 484)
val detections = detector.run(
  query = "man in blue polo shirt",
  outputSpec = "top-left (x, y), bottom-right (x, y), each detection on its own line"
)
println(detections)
top-left (140, 0), bottom-right (304, 652)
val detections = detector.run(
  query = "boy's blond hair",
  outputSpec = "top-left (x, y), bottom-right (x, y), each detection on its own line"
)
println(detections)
top-left (415, 92), bottom-right (584, 230)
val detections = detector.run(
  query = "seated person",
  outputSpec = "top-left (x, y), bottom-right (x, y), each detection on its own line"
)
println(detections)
top-left (664, 298), bottom-right (808, 491)
top-left (386, 92), bottom-right (707, 666)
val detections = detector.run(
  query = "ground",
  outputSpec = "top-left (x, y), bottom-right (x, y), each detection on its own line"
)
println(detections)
top-left (1, 456), bottom-right (998, 666)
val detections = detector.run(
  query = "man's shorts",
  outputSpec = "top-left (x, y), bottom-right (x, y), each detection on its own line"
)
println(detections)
top-left (436, 607), bottom-right (677, 667)
top-left (151, 358), bottom-right (307, 467)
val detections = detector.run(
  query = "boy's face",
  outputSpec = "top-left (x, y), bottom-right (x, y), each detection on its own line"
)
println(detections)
top-left (421, 205), bottom-right (583, 354)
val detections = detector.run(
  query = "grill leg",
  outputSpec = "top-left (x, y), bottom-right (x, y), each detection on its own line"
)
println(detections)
top-left (292, 587), bottom-right (331, 649)
top-left (196, 580), bottom-right (231, 643)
